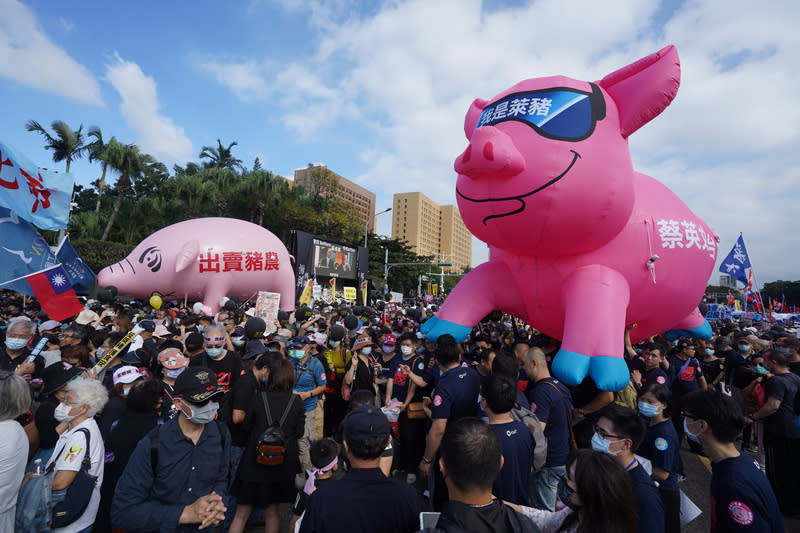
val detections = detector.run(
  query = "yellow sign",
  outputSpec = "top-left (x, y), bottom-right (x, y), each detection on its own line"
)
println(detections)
top-left (344, 287), bottom-right (357, 301)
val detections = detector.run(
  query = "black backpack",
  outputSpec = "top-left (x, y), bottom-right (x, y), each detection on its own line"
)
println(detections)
top-left (256, 392), bottom-right (297, 466)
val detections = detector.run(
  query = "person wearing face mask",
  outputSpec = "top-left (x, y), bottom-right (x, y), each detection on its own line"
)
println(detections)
top-left (509, 448), bottom-right (639, 533)
top-left (30, 362), bottom-right (83, 468)
top-left (96, 379), bottom-right (164, 533)
top-left (344, 334), bottom-right (377, 400)
top-left (188, 326), bottom-right (244, 425)
top-left (288, 336), bottom-right (327, 481)
top-left (1, 318), bottom-right (42, 383)
top-left (683, 390), bottom-right (784, 532)
top-left (593, 404), bottom-right (664, 533)
top-left (322, 325), bottom-right (351, 436)
top-left (776, 338), bottom-right (800, 376)
top-left (745, 349), bottom-right (800, 517)
top-left (38, 319), bottom-right (63, 367)
top-left (111, 368), bottom-right (230, 532)
top-left (47, 378), bottom-right (109, 533)
top-left (699, 340), bottom-right (725, 390)
top-left (157, 348), bottom-right (189, 420)
top-left (99, 366), bottom-right (145, 441)
top-left (725, 336), bottom-right (758, 389)
top-left (636, 383), bottom-right (682, 533)
top-left (230, 359), bottom-right (305, 533)
top-left (386, 333), bottom-right (427, 484)
top-left (229, 326), bottom-right (247, 355)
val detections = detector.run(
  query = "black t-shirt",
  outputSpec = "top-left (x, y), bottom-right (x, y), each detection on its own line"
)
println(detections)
top-left (230, 371), bottom-right (261, 447)
top-left (789, 360), bottom-right (800, 377)
top-left (436, 499), bottom-right (541, 533)
top-left (189, 350), bottom-right (244, 392)
top-left (763, 372), bottom-right (800, 438)
top-left (430, 365), bottom-right (481, 422)
top-left (642, 367), bottom-right (670, 387)
top-left (629, 463), bottom-right (664, 533)
top-left (34, 396), bottom-right (60, 449)
top-left (639, 420), bottom-right (682, 492)
top-left (667, 355), bottom-right (703, 397)
top-left (0, 347), bottom-right (44, 378)
top-left (237, 391), bottom-right (305, 483)
top-left (527, 377), bottom-right (572, 467)
top-left (291, 470), bottom-right (344, 517)
top-left (489, 421), bottom-right (534, 505)
top-left (710, 454), bottom-right (784, 532)
top-left (345, 355), bottom-right (375, 395)
top-left (700, 357), bottom-right (725, 385)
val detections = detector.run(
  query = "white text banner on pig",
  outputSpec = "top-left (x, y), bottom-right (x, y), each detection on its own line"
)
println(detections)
top-left (0, 141), bottom-right (73, 230)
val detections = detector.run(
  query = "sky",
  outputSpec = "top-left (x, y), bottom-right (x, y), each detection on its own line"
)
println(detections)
top-left (1, 0), bottom-right (797, 288)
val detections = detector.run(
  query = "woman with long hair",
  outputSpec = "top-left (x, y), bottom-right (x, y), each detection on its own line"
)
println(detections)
top-left (229, 359), bottom-right (305, 533)
top-left (508, 449), bottom-right (638, 533)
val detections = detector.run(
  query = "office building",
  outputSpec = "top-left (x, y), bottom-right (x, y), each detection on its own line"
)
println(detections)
top-left (391, 192), bottom-right (472, 272)
top-left (293, 164), bottom-right (377, 231)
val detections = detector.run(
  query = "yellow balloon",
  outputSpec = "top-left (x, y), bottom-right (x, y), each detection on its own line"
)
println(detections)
top-left (149, 294), bottom-right (162, 310)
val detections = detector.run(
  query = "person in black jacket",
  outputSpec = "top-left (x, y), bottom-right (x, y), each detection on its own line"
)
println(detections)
top-left (229, 358), bottom-right (304, 533)
top-left (95, 379), bottom-right (162, 533)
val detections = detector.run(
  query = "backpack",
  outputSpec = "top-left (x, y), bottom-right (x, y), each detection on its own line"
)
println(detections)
top-left (510, 403), bottom-right (548, 470)
top-left (255, 392), bottom-right (297, 466)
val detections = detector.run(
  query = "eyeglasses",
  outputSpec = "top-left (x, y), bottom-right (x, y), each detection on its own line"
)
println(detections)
top-left (593, 425), bottom-right (623, 440)
top-left (475, 83), bottom-right (606, 142)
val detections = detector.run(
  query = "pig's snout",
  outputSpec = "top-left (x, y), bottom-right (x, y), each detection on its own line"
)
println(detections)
top-left (454, 126), bottom-right (524, 179)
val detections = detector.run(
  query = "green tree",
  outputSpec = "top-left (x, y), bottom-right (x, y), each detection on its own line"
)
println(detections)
top-left (25, 120), bottom-right (87, 173)
top-left (761, 280), bottom-right (800, 308)
top-left (366, 234), bottom-right (433, 295)
top-left (86, 127), bottom-right (110, 212)
top-left (100, 140), bottom-right (147, 240)
top-left (199, 139), bottom-right (243, 171)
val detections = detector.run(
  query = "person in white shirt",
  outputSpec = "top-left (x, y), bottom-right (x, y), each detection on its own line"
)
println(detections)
top-left (0, 371), bottom-right (31, 532)
top-left (48, 378), bottom-right (108, 533)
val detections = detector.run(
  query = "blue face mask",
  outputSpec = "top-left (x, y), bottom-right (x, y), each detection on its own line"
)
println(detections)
top-left (591, 432), bottom-right (622, 456)
top-left (5, 338), bottom-right (28, 351)
top-left (638, 401), bottom-right (661, 418)
top-left (231, 336), bottom-right (245, 347)
top-left (206, 347), bottom-right (223, 358)
top-left (289, 349), bottom-right (305, 360)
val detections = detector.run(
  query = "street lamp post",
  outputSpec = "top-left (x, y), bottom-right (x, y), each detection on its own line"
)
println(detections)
top-left (365, 207), bottom-right (392, 248)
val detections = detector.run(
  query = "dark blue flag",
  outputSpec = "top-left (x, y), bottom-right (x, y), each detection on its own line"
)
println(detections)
top-left (0, 207), bottom-right (59, 295)
top-left (56, 236), bottom-right (96, 295)
top-left (718, 235), bottom-right (751, 285)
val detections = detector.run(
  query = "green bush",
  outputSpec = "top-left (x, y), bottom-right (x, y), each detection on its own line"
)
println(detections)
top-left (73, 239), bottom-right (135, 273)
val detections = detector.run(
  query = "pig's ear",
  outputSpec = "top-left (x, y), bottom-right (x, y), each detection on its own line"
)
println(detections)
top-left (597, 45), bottom-right (680, 138)
top-left (175, 240), bottom-right (200, 273)
top-left (464, 98), bottom-right (489, 139)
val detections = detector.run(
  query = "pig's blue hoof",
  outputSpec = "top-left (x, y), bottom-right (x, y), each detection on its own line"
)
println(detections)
top-left (552, 349), bottom-right (590, 386)
top-left (589, 356), bottom-right (631, 392)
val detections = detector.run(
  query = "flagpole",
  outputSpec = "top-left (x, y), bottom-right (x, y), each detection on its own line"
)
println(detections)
top-left (0, 263), bottom-right (64, 286)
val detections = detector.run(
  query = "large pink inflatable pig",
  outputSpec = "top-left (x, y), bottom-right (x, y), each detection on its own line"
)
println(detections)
top-left (97, 218), bottom-right (296, 315)
top-left (422, 46), bottom-right (717, 391)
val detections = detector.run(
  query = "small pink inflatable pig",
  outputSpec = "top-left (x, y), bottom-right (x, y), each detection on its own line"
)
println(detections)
top-left (97, 217), bottom-right (296, 315)
top-left (422, 46), bottom-right (717, 391)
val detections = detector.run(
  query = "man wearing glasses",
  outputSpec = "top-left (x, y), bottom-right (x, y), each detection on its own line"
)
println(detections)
top-left (58, 324), bottom-right (86, 349)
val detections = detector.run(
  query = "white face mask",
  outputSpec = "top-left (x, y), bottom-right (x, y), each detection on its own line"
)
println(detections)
top-left (400, 345), bottom-right (414, 357)
top-left (183, 400), bottom-right (219, 425)
top-left (54, 402), bottom-right (76, 423)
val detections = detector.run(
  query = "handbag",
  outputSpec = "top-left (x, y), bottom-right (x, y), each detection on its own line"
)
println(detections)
top-left (406, 401), bottom-right (427, 419)
top-left (51, 428), bottom-right (98, 528)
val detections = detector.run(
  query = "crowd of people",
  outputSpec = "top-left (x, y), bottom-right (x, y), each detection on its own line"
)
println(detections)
top-left (0, 290), bottom-right (797, 532)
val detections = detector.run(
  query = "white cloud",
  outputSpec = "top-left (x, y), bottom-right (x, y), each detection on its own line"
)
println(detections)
top-left (197, 59), bottom-right (268, 101)
top-left (105, 54), bottom-right (194, 163)
top-left (0, 0), bottom-right (101, 105)
top-left (212, 0), bottom-right (800, 282)
top-left (58, 16), bottom-right (75, 33)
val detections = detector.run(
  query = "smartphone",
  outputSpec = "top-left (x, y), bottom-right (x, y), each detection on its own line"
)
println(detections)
top-left (419, 512), bottom-right (440, 529)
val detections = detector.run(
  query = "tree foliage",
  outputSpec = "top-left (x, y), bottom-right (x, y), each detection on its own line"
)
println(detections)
top-left (761, 280), bottom-right (800, 307)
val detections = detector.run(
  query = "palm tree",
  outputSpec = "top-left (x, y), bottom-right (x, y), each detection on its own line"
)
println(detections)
top-left (86, 127), bottom-right (109, 212)
top-left (100, 139), bottom-right (146, 241)
top-left (25, 120), bottom-right (87, 173)
top-left (199, 139), bottom-right (243, 171)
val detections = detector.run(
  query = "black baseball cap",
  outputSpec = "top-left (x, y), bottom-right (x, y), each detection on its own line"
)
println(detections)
top-left (342, 405), bottom-right (390, 447)
top-left (173, 368), bottom-right (225, 404)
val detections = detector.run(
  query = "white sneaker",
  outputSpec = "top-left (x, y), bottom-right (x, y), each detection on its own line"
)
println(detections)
top-left (406, 473), bottom-right (417, 484)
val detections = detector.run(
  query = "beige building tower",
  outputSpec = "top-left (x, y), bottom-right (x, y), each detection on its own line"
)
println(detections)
top-left (293, 164), bottom-right (377, 232)
top-left (391, 192), bottom-right (472, 272)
